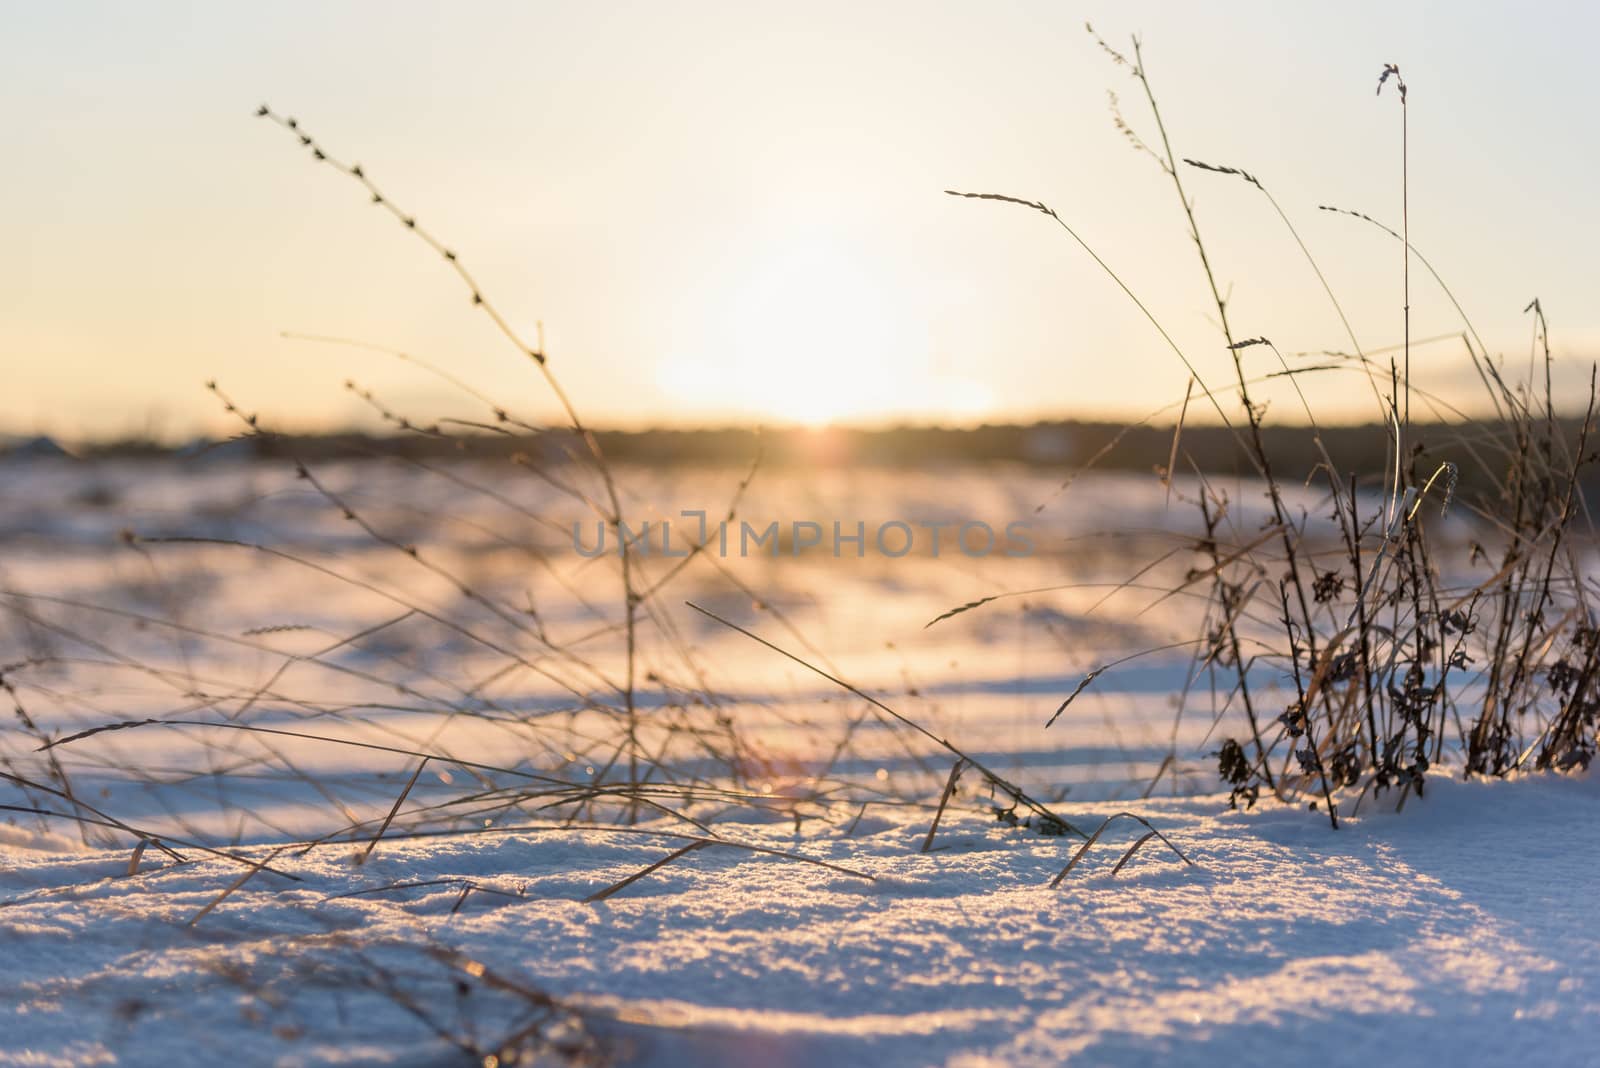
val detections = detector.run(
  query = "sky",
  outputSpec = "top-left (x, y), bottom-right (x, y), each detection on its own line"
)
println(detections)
top-left (4, 1), bottom-right (1599, 440)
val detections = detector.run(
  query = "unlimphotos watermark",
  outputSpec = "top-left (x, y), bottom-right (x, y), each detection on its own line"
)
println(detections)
top-left (573, 511), bottom-right (1035, 559)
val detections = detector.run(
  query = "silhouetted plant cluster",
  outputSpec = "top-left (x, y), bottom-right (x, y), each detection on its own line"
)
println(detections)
top-left (946, 25), bottom-right (1599, 826)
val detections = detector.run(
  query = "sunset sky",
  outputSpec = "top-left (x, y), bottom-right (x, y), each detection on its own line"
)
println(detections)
top-left (5, 1), bottom-right (1598, 440)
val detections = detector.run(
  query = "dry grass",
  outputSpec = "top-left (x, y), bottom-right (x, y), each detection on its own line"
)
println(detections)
top-left (947, 27), bottom-right (1599, 825)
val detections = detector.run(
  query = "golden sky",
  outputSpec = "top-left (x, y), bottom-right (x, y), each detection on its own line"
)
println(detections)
top-left (4, 1), bottom-right (1598, 439)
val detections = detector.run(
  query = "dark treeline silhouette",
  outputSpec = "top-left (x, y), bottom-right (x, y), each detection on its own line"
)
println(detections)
top-left (21, 417), bottom-right (1593, 500)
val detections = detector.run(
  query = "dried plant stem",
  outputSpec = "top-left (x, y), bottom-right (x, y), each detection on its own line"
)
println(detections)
top-left (257, 106), bottom-right (647, 805)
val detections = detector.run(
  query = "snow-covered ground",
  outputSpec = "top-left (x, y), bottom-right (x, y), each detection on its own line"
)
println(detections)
top-left (2, 458), bottom-right (1592, 1066)
top-left (6, 774), bottom-right (1596, 1067)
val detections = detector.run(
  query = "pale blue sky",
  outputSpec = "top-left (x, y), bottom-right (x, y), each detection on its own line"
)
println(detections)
top-left (4, 1), bottom-right (1597, 438)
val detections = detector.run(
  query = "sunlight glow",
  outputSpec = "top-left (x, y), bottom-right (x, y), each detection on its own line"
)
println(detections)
top-left (664, 233), bottom-right (929, 426)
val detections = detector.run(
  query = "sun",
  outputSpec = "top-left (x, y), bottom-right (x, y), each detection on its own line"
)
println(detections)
top-left (733, 236), bottom-right (915, 425)
top-left (653, 234), bottom-right (911, 426)
top-left (656, 229), bottom-right (997, 426)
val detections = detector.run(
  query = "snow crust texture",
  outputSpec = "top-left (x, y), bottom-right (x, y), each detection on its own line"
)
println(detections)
top-left (4, 775), bottom-right (1595, 1067)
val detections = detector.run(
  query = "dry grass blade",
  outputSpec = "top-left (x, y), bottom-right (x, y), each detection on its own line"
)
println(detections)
top-left (1164, 377), bottom-right (1194, 507)
top-left (360, 757), bottom-right (429, 865)
top-left (1, 771), bottom-right (188, 864)
top-left (945, 187), bottom-right (1245, 443)
top-left (584, 840), bottom-right (711, 903)
top-left (1045, 640), bottom-right (1209, 729)
top-left (688, 600), bottom-right (1087, 839)
top-left (432, 948), bottom-right (560, 1006)
top-left (1049, 812), bottom-right (1195, 888)
top-left (1141, 754), bottom-right (1176, 799)
top-left (1046, 671), bottom-right (1104, 729)
top-left (943, 189), bottom-right (1055, 215)
top-left (42, 718), bottom-right (571, 788)
top-left (325, 879), bottom-right (492, 901)
top-left (921, 758), bottom-right (967, 853)
top-left (319, 880), bottom-right (527, 919)
top-left (925, 593), bottom-right (1007, 629)
top-left (186, 846), bottom-right (287, 926)
top-left (1108, 831), bottom-right (1158, 876)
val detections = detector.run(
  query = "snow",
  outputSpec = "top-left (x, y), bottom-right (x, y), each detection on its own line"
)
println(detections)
top-left (2, 459), bottom-right (1595, 1066)
top-left (5, 775), bottom-right (1597, 1066)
